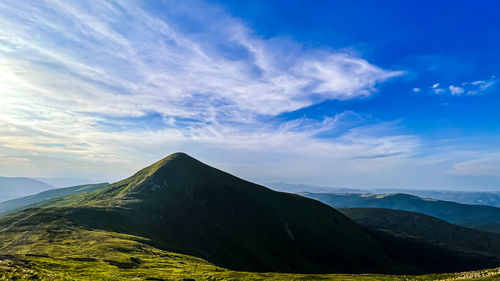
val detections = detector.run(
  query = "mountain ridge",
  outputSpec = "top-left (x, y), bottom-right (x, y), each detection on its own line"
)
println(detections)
top-left (0, 177), bottom-right (55, 202)
top-left (0, 182), bottom-right (108, 215)
top-left (304, 192), bottom-right (500, 233)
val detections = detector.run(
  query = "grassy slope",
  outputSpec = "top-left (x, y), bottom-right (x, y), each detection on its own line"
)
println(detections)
top-left (0, 215), bottom-right (499, 281)
top-left (0, 183), bottom-right (108, 215)
top-left (304, 193), bottom-right (500, 233)
top-left (339, 208), bottom-right (500, 272)
top-left (0, 153), bottom-right (402, 274)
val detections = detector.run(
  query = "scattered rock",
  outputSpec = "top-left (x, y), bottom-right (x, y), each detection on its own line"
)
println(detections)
top-left (130, 257), bottom-right (142, 264)
top-left (66, 257), bottom-right (99, 262)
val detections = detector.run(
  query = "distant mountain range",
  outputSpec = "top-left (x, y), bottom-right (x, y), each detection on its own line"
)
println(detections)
top-left (269, 183), bottom-right (500, 208)
top-left (0, 177), bottom-right (55, 202)
top-left (34, 177), bottom-right (102, 188)
top-left (0, 182), bottom-right (108, 215)
top-left (304, 192), bottom-right (500, 233)
top-left (374, 189), bottom-right (500, 208)
top-left (266, 182), bottom-right (367, 194)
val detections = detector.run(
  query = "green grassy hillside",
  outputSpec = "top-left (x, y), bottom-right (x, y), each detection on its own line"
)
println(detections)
top-left (0, 183), bottom-right (108, 215)
top-left (0, 153), bottom-right (402, 274)
top-left (304, 192), bottom-right (500, 233)
top-left (1, 217), bottom-right (499, 281)
top-left (340, 208), bottom-right (500, 272)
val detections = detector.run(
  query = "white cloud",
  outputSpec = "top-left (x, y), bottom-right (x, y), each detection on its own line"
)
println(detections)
top-left (412, 87), bottom-right (421, 92)
top-left (433, 88), bottom-right (446, 94)
top-left (0, 0), bottom-right (401, 121)
top-left (449, 85), bottom-right (465, 95)
top-left (464, 79), bottom-right (496, 95)
top-left (426, 78), bottom-right (496, 96)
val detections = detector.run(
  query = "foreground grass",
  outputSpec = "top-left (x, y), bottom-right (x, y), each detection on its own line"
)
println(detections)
top-left (1, 221), bottom-right (500, 280)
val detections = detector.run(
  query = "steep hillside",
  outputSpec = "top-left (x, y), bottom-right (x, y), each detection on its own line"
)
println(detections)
top-left (304, 192), bottom-right (500, 233)
top-left (340, 208), bottom-right (500, 272)
top-left (0, 153), bottom-right (401, 274)
top-left (0, 183), bottom-right (108, 215)
top-left (1, 219), bottom-right (499, 280)
top-left (0, 177), bottom-right (55, 202)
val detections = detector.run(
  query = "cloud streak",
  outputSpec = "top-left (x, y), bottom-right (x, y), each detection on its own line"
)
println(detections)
top-left (426, 77), bottom-right (497, 96)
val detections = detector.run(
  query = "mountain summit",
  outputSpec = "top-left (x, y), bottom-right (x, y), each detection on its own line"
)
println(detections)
top-left (11, 152), bottom-right (400, 273)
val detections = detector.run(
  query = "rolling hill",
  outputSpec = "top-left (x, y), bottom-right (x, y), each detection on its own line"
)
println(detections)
top-left (373, 189), bottom-right (500, 208)
top-left (267, 182), bottom-right (367, 194)
top-left (340, 208), bottom-right (500, 272)
top-left (304, 192), bottom-right (500, 233)
top-left (0, 153), bottom-right (402, 274)
top-left (0, 177), bottom-right (55, 202)
top-left (268, 183), bottom-right (500, 208)
top-left (0, 183), bottom-right (108, 216)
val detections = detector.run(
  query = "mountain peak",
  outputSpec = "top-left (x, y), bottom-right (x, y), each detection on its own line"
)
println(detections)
top-left (146, 152), bottom-right (201, 173)
top-left (87, 152), bottom-right (218, 201)
top-left (161, 151), bottom-right (192, 161)
top-left (10, 153), bottom-right (399, 273)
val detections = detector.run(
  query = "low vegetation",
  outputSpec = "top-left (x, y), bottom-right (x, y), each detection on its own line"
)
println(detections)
top-left (1, 223), bottom-right (500, 281)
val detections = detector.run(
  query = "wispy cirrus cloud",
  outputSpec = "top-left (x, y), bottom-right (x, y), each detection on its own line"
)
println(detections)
top-left (0, 0), bottom-right (417, 183)
top-left (426, 77), bottom-right (497, 96)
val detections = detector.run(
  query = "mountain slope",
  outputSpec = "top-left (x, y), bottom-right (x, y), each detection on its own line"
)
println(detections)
top-left (1, 220), bottom-right (499, 280)
top-left (340, 208), bottom-right (500, 272)
top-left (0, 183), bottom-right (108, 215)
top-left (0, 153), bottom-right (401, 274)
top-left (304, 192), bottom-right (500, 233)
top-left (0, 177), bottom-right (55, 202)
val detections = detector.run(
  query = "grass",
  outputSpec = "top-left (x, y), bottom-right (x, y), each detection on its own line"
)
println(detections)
top-left (1, 223), bottom-right (500, 281)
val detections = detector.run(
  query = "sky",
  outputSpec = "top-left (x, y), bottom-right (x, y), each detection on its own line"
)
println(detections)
top-left (0, 0), bottom-right (499, 190)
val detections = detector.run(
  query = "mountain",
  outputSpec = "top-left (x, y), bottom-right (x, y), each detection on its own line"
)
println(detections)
top-left (35, 177), bottom-right (103, 188)
top-left (0, 177), bottom-right (55, 202)
top-left (0, 183), bottom-right (108, 216)
top-left (267, 183), bottom-right (500, 208)
top-left (373, 189), bottom-right (500, 208)
top-left (0, 153), bottom-right (403, 274)
top-left (339, 208), bottom-right (500, 273)
top-left (304, 192), bottom-right (500, 233)
top-left (266, 182), bottom-right (367, 194)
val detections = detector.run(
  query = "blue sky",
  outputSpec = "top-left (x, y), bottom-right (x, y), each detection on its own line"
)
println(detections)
top-left (0, 0), bottom-right (499, 190)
